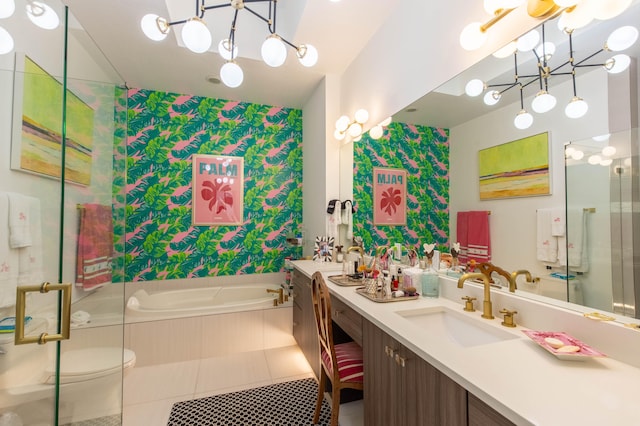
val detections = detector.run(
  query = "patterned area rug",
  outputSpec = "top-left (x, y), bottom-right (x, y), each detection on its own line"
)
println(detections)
top-left (167, 378), bottom-right (331, 425)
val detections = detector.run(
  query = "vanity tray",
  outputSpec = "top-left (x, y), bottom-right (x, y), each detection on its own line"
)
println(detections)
top-left (355, 288), bottom-right (420, 303)
top-left (522, 330), bottom-right (607, 361)
top-left (328, 274), bottom-right (365, 287)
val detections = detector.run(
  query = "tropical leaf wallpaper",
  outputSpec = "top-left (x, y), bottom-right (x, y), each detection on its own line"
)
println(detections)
top-left (353, 122), bottom-right (450, 253)
top-left (126, 89), bottom-right (303, 282)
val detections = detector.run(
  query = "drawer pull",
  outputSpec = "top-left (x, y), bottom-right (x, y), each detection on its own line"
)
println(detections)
top-left (384, 345), bottom-right (397, 358)
top-left (395, 354), bottom-right (407, 368)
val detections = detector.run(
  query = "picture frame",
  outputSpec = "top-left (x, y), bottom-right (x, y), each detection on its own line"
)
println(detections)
top-left (478, 132), bottom-right (551, 200)
top-left (11, 53), bottom-right (95, 186)
top-left (192, 154), bottom-right (244, 226)
top-left (373, 167), bottom-right (407, 226)
top-left (313, 236), bottom-right (334, 262)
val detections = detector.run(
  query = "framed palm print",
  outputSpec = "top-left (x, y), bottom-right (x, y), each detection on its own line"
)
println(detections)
top-left (192, 154), bottom-right (244, 225)
top-left (373, 167), bottom-right (407, 226)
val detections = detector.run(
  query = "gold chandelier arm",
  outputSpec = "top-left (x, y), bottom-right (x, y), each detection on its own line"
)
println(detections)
top-left (480, 8), bottom-right (516, 33)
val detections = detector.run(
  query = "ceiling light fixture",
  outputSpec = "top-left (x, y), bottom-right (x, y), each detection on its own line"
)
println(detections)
top-left (0, 0), bottom-right (15, 19)
top-left (0, 0), bottom-right (61, 56)
top-left (140, 0), bottom-right (318, 88)
top-left (461, 0), bottom-right (633, 51)
top-left (464, 20), bottom-right (638, 129)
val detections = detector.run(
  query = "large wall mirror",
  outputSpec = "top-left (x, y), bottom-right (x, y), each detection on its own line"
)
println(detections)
top-left (382, 3), bottom-right (640, 318)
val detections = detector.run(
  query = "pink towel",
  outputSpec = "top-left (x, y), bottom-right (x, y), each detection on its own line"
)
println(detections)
top-left (457, 211), bottom-right (491, 264)
top-left (76, 204), bottom-right (113, 290)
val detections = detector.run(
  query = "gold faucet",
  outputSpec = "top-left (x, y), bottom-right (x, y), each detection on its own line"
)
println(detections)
top-left (509, 270), bottom-right (539, 292)
top-left (347, 245), bottom-right (365, 268)
top-left (267, 288), bottom-right (284, 305)
top-left (457, 273), bottom-right (494, 319)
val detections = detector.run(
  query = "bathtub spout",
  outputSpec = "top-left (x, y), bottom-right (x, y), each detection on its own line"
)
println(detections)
top-left (267, 288), bottom-right (284, 305)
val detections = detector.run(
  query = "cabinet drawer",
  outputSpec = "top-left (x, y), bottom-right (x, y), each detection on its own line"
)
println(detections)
top-left (332, 296), bottom-right (363, 346)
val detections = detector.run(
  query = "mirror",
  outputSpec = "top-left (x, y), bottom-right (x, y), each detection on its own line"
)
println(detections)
top-left (372, 3), bottom-right (640, 318)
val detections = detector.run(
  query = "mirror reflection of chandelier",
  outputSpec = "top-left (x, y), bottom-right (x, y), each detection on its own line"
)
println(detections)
top-left (463, 22), bottom-right (638, 129)
top-left (0, 0), bottom-right (61, 55)
top-left (140, 0), bottom-right (318, 88)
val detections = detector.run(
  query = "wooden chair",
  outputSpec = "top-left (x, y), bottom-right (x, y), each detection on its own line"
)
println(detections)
top-left (311, 271), bottom-right (364, 426)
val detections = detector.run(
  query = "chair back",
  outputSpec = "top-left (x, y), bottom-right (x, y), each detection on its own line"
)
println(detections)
top-left (311, 272), bottom-right (337, 379)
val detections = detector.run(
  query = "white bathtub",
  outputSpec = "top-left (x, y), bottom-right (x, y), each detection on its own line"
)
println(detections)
top-left (125, 283), bottom-right (289, 320)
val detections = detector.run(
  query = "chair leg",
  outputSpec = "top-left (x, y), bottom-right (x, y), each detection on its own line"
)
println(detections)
top-left (313, 371), bottom-right (326, 424)
top-left (330, 385), bottom-right (341, 426)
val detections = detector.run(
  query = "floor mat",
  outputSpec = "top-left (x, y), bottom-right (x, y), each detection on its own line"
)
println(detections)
top-left (167, 378), bottom-right (331, 425)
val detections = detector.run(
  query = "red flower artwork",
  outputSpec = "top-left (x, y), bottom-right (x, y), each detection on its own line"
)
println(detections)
top-left (380, 187), bottom-right (402, 216)
top-left (201, 179), bottom-right (234, 214)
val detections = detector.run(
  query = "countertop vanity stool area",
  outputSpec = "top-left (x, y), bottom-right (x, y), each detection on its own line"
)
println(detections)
top-left (291, 261), bottom-right (515, 426)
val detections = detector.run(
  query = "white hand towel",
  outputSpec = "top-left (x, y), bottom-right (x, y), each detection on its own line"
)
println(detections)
top-left (342, 200), bottom-right (353, 241)
top-left (536, 208), bottom-right (558, 262)
top-left (567, 209), bottom-right (588, 272)
top-left (8, 192), bottom-right (32, 248)
top-left (18, 196), bottom-right (43, 285)
top-left (326, 203), bottom-right (341, 240)
top-left (550, 207), bottom-right (565, 236)
top-left (0, 193), bottom-right (21, 308)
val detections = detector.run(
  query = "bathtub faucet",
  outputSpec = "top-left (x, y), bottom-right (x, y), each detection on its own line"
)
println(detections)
top-left (267, 288), bottom-right (285, 305)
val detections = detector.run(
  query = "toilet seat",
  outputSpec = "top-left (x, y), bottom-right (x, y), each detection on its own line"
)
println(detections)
top-left (41, 347), bottom-right (136, 385)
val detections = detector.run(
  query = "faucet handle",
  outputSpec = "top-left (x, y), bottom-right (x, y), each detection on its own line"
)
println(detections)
top-left (499, 308), bottom-right (517, 328)
top-left (461, 296), bottom-right (476, 312)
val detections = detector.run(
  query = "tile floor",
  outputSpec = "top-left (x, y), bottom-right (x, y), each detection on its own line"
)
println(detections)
top-left (122, 345), bottom-right (316, 426)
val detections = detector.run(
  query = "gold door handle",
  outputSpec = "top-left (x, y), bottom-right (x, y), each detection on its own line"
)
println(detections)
top-left (15, 282), bottom-right (72, 345)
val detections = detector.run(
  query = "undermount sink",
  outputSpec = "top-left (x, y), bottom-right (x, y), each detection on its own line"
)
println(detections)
top-left (396, 306), bottom-right (519, 348)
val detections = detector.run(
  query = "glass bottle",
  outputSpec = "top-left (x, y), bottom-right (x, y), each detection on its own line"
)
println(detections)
top-left (421, 259), bottom-right (439, 298)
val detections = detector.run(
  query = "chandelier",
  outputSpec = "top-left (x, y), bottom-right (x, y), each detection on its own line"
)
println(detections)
top-left (463, 21), bottom-right (638, 129)
top-left (140, 0), bottom-right (318, 88)
top-left (0, 1), bottom-right (61, 55)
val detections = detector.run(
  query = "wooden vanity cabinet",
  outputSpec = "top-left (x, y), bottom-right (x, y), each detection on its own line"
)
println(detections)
top-left (291, 269), bottom-right (320, 378)
top-left (468, 393), bottom-right (516, 426)
top-left (363, 319), bottom-right (467, 426)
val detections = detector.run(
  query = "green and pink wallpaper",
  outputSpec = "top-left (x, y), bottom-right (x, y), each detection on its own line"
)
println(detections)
top-left (353, 122), bottom-right (449, 252)
top-left (125, 89), bottom-right (303, 282)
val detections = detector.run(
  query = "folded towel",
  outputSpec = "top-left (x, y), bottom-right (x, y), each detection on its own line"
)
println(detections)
top-left (76, 204), bottom-right (113, 291)
top-left (567, 209), bottom-right (588, 272)
top-left (550, 207), bottom-right (565, 236)
top-left (536, 208), bottom-right (558, 263)
top-left (8, 192), bottom-right (32, 248)
top-left (17, 196), bottom-right (43, 285)
top-left (456, 212), bottom-right (469, 264)
top-left (326, 199), bottom-right (341, 240)
top-left (466, 211), bottom-right (491, 263)
top-left (0, 193), bottom-right (20, 308)
top-left (342, 200), bottom-right (353, 241)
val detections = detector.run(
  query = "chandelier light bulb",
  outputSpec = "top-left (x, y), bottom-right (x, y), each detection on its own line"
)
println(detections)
top-left (0, 26), bottom-right (14, 55)
top-left (26, 1), bottom-right (60, 30)
top-left (354, 109), bottom-right (369, 124)
top-left (182, 18), bottom-right (211, 53)
top-left (261, 35), bottom-right (287, 67)
top-left (141, 14), bottom-right (169, 41)
top-left (588, 154), bottom-right (602, 165)
top-left (534, 42), bottom-right (556, 60)
top-left (565, 96), bottom-right (588, 118)
top-left (593, 133), bottom-right (611, 142)
top-left (600, 158), bottom-right (613, 166)
top-left (460, 22), bottom-right (488, 51)
top-left (531, 91), bottom-right (557, 113)
top-left (565, 146), bottom-right (576, 157)
top-left (606, 26), bottom-right (638, 52)
top-left (335, 115), bottom-right (350, 132)
top-left (465, 79), bottom-right (484, 97)
top-left (347, 122), bottom-right (363, 138)
top-left (380, 116), bottom-right (392, 127)
top-left (334, 129), bottom-right (346, 141)
top-left (220, 61), bottom-right (244, 88)
top-left (571, 150), bottom-right (585, 160)
top-left (501, 0), bottom-right (526, 7)
top-left (296, 44), bottom-right (318, 67)
top-left (0, 0), bottom-right (15, 18)
top-left (557, 4), bottom-right (593, 32)
top-left (218, 39), bottom-right (238, 60)
top-left (516, 29), bottom-right (540, 52)
top-left (584, 0), bottom-right (632, 20)
top-left (493, 41), bottom-right (517, 58)
top-left (369, 125), bottom-right (384, 140)
top-left (514, 110), bottom-right (533, 129)
top-left (605, 54), bottom-right (631, 73)
top-left (602, 145), bottom-right (617, 157)
top-left (483, 90), bottom-right (501, 106)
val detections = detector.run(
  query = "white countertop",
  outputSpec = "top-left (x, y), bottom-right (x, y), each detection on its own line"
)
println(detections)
top-left (292, 260), bottom-right (640, 426)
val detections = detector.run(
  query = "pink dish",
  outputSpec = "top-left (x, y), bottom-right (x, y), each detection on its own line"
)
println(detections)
top-left (522, 330), bottom-right (607, 360)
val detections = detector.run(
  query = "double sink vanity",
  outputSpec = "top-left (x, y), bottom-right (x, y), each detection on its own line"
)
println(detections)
top-left (291, 260), bottom-right (640, 425)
